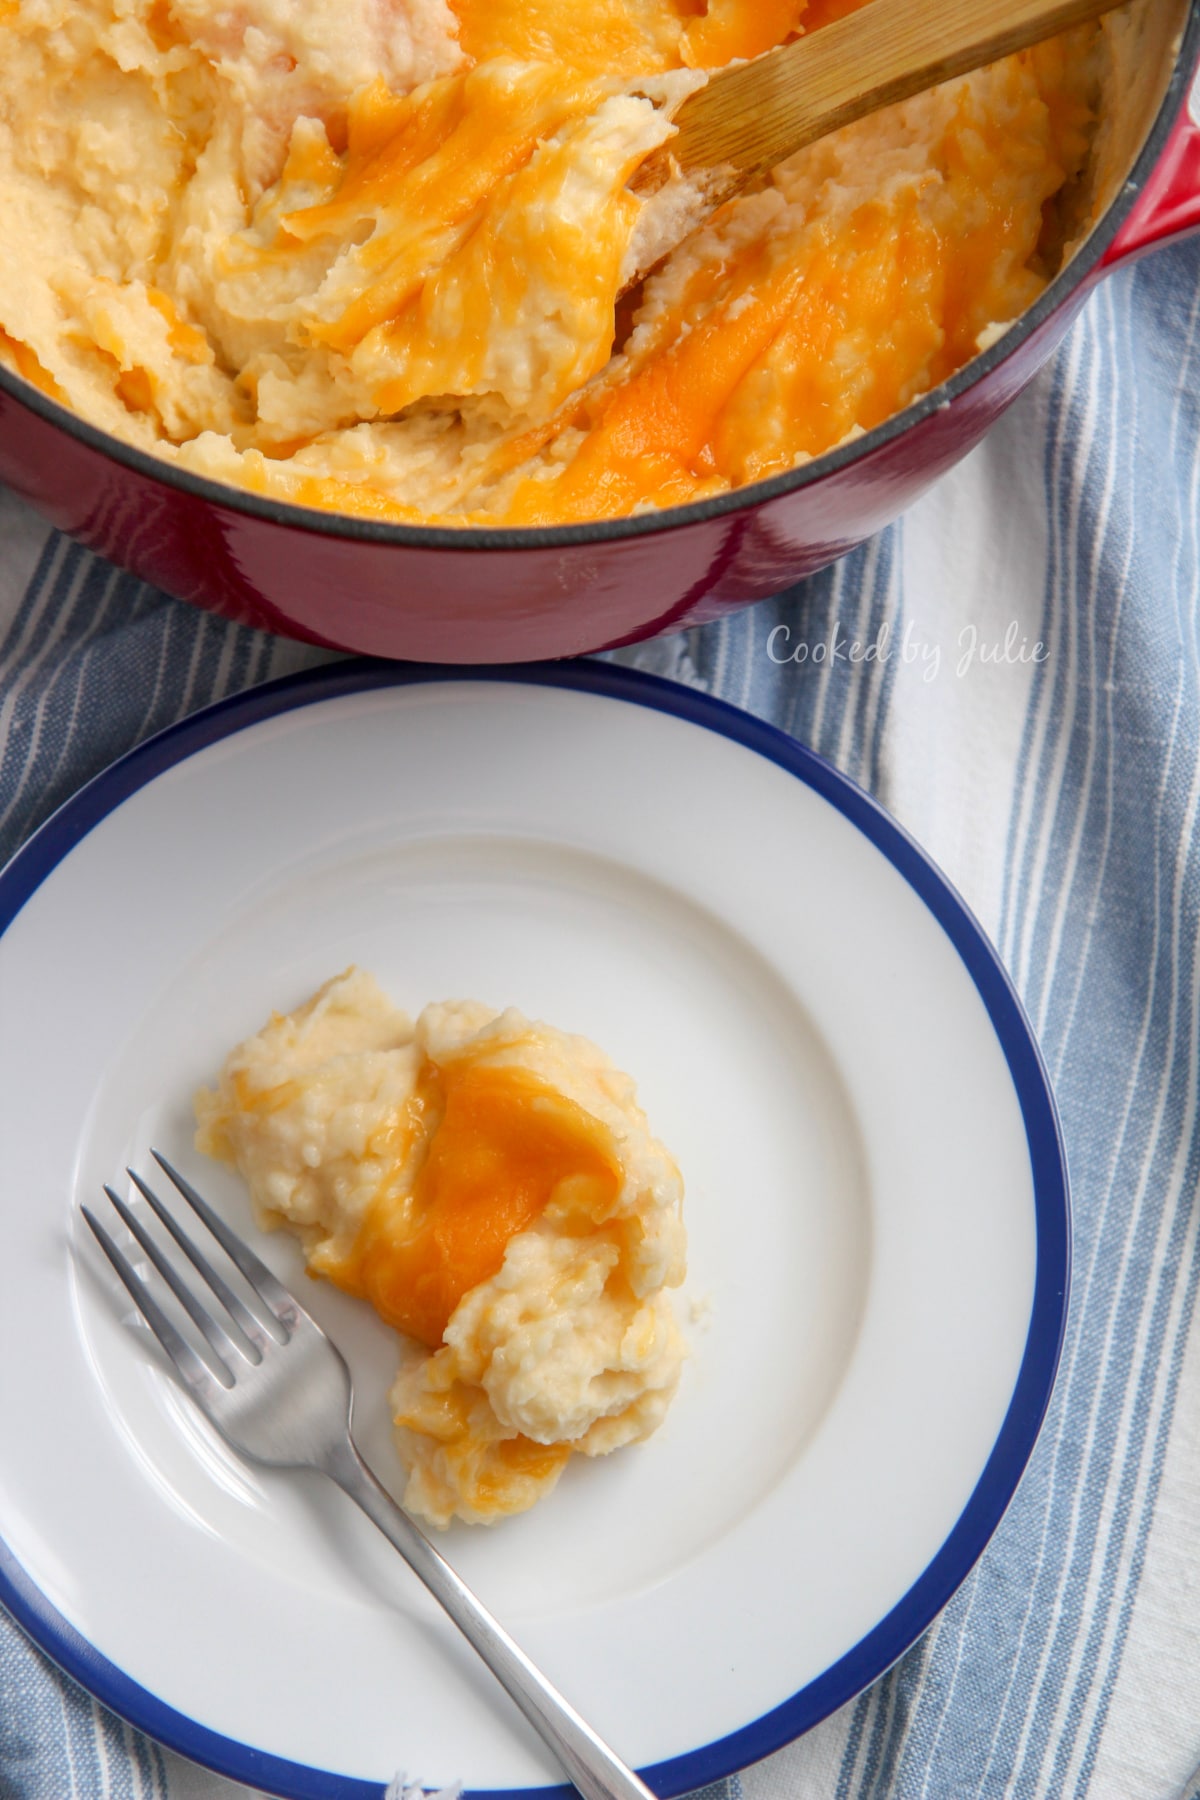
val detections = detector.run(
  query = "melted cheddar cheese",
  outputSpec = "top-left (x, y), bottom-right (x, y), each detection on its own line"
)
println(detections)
top-left (325, 1060), bottom-right (623, 1348)
top-left (0, 0), bottom-right (1100, 525)
top-left (195, 970), bottom-right (687, 1526)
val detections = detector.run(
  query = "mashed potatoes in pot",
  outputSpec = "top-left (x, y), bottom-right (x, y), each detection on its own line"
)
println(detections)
top-left (0, 0), bottom-right (1102, 527)
top-left (194, 969), bottom-right (687, 1526)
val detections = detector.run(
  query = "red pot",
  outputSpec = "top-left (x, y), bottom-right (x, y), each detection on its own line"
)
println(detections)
top-left (2, 9), bottom-right (1198, 664)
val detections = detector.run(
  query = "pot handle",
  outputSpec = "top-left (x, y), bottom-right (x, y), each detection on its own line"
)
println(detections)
top-left (1103, 66), bottom-right (1200, 266)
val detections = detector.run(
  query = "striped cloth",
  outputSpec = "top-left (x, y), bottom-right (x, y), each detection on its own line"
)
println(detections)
top-left (3, 234), bottom-right (1200, 1800)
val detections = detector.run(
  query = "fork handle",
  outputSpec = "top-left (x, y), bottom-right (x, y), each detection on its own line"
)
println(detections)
top-left (325, 1440), bottom-right (658, 1800)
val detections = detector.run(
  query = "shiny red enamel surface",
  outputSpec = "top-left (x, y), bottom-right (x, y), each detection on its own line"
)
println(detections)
top-left (1105, 77), bottom-right (1200, 266)
top-left (0, 39), bottom-right (1195, 664)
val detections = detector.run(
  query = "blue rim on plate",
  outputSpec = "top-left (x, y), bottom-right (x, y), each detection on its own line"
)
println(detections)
top-left (0, 657), bottom-right (1070, 1800)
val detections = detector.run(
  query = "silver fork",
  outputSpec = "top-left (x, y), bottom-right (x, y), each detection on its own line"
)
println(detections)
top-left (82, 1153), bottom-right (658, 1800)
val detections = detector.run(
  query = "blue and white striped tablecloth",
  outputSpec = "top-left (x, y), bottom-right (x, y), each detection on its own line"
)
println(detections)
top-left (4, 236), bottom-right (1200, 1800)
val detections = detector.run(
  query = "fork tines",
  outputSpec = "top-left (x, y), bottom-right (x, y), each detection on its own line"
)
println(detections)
top-left (83, 1152), bottom-right (294, 1395)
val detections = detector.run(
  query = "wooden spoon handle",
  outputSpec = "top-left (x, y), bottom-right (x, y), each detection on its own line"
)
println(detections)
top-left (666, 0), bottom-right (1125, 184)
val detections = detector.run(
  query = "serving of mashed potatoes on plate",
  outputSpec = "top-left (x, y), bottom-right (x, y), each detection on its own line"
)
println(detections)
top-left (194, 968), bottom-right (687, 1526)
top-left (0, 0), bottom-right (1103, 527)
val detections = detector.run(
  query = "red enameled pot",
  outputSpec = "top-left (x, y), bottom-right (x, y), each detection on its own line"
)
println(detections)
top-left (1, 7), bottom-right (1198, 664)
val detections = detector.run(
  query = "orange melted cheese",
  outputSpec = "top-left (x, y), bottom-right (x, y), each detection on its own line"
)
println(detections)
top-left (450, 0), bottom-right (804, 75)
top-left (452, 0), bottom-right (683, 75)
top-left (0, 0), bottom-right (1100, 529)
top-left (288, 66), bottom-right (610, 354)
top-left (325, 1060), bottom-right (622, 1346)
top-left (678, 0), bottom-right (807, 68)
top-left (0, 328), bottom-right (67, 403)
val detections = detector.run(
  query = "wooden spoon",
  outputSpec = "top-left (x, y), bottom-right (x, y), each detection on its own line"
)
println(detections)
top-left (628, 0), bottom-right (1126, 273)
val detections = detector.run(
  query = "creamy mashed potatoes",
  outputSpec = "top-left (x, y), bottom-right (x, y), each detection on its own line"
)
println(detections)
top-left (0, 0), bottom-right (1101, 525)
top-left (194, 969), bottom-right (687, 1526)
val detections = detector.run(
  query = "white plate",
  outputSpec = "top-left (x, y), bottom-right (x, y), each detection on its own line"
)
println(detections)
top-left (0, 662), bottom-right (1068, 1799)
